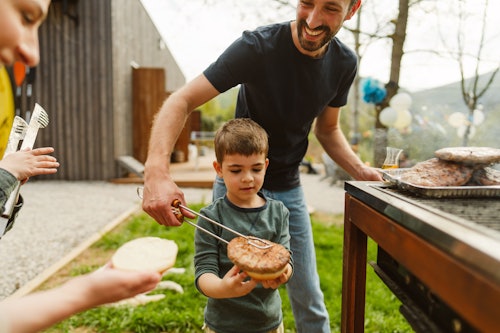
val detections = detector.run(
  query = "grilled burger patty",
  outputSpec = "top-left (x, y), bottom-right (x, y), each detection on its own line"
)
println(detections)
top-left (401, 158), bottom-right (474, 187)
top-left (227, 236), bottom-right (290, 280)
top-left (472, 167), bottom-right (500, 186)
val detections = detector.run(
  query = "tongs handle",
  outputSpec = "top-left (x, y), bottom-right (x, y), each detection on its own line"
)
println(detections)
top-left (172, 199), bottom-right (246, 239)
top-left (182, 218), bottom-right (229, 245)
top-left (172, 200), bottom-right (272, 249)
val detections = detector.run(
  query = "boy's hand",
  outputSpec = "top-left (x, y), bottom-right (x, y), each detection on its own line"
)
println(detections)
top-left (259, 264), bottom-right (292, 289)
top-left (221, 265), bottom-right (257, 297)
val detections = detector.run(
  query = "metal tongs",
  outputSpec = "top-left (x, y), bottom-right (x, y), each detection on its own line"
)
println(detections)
top-left (171, 199), bottom-right (273, 250)
top-left (136, 187), bottom-right (272, 249)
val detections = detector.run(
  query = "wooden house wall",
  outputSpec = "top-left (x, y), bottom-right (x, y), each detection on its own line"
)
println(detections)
top-left (32, 0), bottom-right (185, 181)
top-left (111, 0), bottom-right (185, 169)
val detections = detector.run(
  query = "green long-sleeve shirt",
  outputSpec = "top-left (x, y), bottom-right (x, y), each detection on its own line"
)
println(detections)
top-left (0, 168), bottom-right (23, 236)
top-left (194, 194), bottom-right (291, 333)
top-left (0, 168), bottom-right (17, 211)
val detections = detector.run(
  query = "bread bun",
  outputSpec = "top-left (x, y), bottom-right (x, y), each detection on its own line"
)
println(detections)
top-left (227, 236), bottom-right (290, 281)
top-left (111, 237), bottom-right (178, 274)
top-left (245, 265), bottom-right (288, 281)
top-left (435, 146), bottom-right (500, 165)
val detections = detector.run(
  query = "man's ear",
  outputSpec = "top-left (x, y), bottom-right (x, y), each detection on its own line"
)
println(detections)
top-left (345, 0), bottom-right (362, 20)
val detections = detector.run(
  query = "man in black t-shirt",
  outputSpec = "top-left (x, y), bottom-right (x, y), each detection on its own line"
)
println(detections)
top-left (143, 1), bottom-right (382, 332)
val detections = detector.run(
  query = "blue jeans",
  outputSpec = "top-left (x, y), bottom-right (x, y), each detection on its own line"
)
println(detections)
top-left (213, 177), bottom-right (330, 333)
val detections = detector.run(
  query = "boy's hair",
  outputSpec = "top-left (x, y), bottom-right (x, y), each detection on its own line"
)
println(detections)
top-left (214, 118), bottom-right (269, 163)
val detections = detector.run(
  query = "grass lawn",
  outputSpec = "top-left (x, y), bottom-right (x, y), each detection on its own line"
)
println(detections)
top-left (40, 204), bottom-right (412, 333)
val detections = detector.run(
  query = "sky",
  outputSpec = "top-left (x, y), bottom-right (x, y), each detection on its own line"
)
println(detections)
top-left (140, 0), bottom-right (500, 92)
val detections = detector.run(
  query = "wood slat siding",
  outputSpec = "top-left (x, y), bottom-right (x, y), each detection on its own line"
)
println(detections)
top-left (132, 67), bottom-right (167, 164)
top-left (32, 0), bottom-right (185, 180)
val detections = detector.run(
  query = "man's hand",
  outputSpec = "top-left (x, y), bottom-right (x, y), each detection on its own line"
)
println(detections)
top-left (141, 176), bottom-right (195, 227)
top-left (357, 165), bottom-right (383, 181)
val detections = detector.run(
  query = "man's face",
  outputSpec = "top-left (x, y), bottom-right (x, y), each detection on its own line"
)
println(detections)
top-left (295, 0), bottom-right (358, 56)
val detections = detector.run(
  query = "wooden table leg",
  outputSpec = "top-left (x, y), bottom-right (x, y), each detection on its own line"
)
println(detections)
top-left (341, 194), bottom-right (368, 333)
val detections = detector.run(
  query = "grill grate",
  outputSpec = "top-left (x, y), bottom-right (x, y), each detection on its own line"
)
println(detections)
top-left (384, 188), bottom-right (500, 232)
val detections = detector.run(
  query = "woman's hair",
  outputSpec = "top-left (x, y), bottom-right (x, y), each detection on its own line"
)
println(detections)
top-left (214, 118), bottom-right (269, 163)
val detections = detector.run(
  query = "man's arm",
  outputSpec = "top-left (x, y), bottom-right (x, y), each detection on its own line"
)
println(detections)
top-left (143, 74), bottom-right (220, 226)
top-left (314, 106), bottom-right (382, 181)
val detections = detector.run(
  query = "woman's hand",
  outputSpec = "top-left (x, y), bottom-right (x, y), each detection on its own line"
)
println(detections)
top-left (0, 147), bottom-right (59, 182)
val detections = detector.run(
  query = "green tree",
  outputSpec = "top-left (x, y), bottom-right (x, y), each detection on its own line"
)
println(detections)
top-left (198, 88), bottom-right (238, 131)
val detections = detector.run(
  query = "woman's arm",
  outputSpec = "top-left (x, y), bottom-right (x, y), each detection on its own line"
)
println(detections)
top-left (0, 266), bottom-right (161, 333)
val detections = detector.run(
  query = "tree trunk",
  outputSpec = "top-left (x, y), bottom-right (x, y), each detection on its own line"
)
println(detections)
top-left (351, 4), bottom-right (362, 146)
top-left (374, 0), bottom-right (409, 167)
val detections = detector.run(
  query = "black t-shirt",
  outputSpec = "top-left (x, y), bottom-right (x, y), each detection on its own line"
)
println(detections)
top-left (204, 21), bottom-right (357, 190)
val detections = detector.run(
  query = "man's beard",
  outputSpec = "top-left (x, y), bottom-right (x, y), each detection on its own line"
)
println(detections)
top-left (296, 20), bottom-right (335, 52)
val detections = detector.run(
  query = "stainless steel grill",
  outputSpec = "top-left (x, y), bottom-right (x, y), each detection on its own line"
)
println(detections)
top-left (382, 187), bottom-right (500, 232)
top-left (341, 181), bottom-right (500, 333)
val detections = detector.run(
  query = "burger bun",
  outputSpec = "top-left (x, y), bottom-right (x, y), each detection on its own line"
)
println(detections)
top-left (111, 237), bottom-right (178, 274)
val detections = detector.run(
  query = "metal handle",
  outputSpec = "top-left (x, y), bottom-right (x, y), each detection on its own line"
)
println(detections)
top-left (172, 199), bottom-right (247, 239)
top-left (136, 187), bottom-right (272, 249)
top-left (180, 216), bottom-right (229, 244)
top-left (172, 200), bottom-right (272, 249)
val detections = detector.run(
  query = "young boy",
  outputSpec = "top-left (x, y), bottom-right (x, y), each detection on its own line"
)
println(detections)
top-left (194, 118), bottom-right (293, 333)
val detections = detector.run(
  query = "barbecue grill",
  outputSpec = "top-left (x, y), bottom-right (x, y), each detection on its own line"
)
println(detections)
top-left (341, 181), bottom-right (500, 333)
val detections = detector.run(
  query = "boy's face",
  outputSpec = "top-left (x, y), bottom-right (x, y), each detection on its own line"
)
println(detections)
top-left (0, 0), bottom-right (50, 67)
top-left (213, 153), bottom-right (269, 207)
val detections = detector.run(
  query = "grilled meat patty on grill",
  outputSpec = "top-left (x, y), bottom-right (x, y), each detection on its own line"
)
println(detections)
top-left (401, 158), bottom-right (474, 187)
top-left (472, 167), bottom-right (500, 186)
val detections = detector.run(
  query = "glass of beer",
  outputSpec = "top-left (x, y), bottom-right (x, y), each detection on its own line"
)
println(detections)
top-left (382, 147), bottom-right (403, 169)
